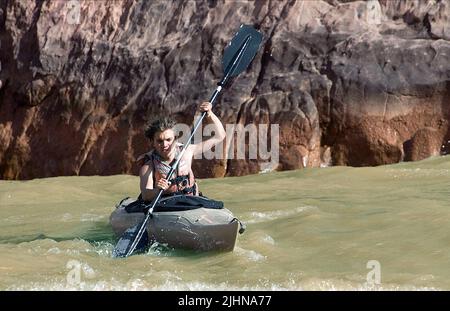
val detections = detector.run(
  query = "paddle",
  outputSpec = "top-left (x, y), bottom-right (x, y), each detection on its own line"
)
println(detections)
top-left (112, 24), bottom-right (263, 258)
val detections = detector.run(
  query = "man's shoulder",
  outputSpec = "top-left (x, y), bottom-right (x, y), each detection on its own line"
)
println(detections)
top-left (136, 150), bottom-right (154, 166)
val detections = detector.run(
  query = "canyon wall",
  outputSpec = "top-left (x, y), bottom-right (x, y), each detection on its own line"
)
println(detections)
top-left (0, 0), bottom-right (449, 179)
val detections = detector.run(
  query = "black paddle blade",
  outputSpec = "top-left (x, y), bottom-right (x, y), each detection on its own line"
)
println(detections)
top-left (222, 25), bottom-right (263, 81)
top-left (112, 225), bottom-right (149, 258)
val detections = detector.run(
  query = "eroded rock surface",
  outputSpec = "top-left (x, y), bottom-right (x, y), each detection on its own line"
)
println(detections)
top-left (0, 0), bottom-right (449, 180)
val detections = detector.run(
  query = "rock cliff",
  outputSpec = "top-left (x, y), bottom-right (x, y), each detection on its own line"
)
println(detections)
top-left (0, 0), bottom-right (449, 180)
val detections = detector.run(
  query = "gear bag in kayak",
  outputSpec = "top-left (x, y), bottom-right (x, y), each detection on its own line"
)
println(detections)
top-left (119, 195), bottom-right (224, 213)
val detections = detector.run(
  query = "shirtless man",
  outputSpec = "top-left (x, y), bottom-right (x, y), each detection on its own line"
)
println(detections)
top-left (138, 102), bottom-right (226, 201)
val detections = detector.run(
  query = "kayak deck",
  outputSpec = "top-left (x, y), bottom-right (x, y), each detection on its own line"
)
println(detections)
top-left (110, 205), bottom-right (240, 252)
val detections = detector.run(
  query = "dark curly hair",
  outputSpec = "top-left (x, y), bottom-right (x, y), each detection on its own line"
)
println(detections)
top-left (144, 116), bottom-right (177, 140)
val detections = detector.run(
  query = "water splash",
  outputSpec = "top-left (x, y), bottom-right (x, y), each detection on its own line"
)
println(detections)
top-left (244, 206), bottom-right (318, 224)
top-left (234, 247), bottom-right (267, 262)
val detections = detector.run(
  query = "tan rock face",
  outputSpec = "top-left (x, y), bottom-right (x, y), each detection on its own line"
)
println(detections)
top-left (0, 0), bottom-right (449, 180)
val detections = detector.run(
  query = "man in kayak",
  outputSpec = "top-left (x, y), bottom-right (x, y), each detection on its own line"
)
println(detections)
top-left (137, 102), bottom-right (226, 201)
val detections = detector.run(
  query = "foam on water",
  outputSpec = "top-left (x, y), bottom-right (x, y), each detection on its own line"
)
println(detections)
top-left (244, 206), bottom-right (318, 224)
top-left (60, 213), bottom-right (73, 222)
top-left (234, 246), bottom-right (267, 262)
top-left (80, 213), bottom-right (107, 222)
top-left (5, 277), bottom-right (441, 291)
top-left (262, 234), bottom-right (275, 245)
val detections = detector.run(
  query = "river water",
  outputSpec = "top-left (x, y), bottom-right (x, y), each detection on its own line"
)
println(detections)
top-left (0, 156), bottom-right (449, 290)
